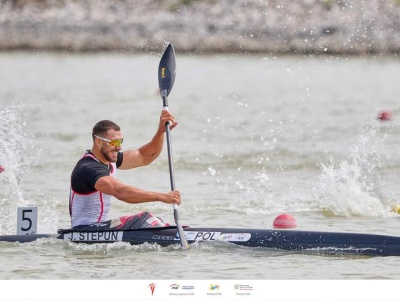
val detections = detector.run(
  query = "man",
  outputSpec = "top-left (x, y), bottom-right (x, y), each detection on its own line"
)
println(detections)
top-left (0, 165), bottom-right (4, 173)
top-left (69, 109), bottom-right (181, 230)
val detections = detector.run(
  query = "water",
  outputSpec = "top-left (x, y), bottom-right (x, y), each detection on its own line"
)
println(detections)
top-left (0, 51), bottom-right (400, 296)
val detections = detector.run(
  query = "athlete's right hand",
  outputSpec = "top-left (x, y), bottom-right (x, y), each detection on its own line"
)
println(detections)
top-left (163, 190), bottom-right (181, 205)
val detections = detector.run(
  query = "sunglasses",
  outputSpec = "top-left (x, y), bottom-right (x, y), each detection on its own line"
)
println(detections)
top-left (94, 135), bottom-right (124, 147)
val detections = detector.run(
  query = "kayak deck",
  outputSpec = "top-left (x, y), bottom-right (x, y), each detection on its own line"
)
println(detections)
top-left (1, 227), bottom-right (400, 256)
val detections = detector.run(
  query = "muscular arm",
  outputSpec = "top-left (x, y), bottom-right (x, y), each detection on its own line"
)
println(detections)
top-left (94, 175), bottom-right (181, 205)
top-left (119, 109), bottom-right (178, 170)
top-left (118, 131), bottom-right (165, 169)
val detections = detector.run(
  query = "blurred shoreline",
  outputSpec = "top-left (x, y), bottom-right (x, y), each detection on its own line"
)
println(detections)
top-left (1, 0), bottom-right (400, 55)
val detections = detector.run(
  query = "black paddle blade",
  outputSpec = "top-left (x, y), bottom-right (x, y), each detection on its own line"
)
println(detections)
top-left (158, 43), bottom-right (176, 99)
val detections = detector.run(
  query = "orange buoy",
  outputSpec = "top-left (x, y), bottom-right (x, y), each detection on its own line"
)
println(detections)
top-left (273, 213), bottom-right (297, 229)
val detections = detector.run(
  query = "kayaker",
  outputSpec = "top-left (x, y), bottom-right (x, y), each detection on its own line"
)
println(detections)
top-left (69, 109), bottom-right (181, 230)
top-left (0, 165), bottom-right (4, 173)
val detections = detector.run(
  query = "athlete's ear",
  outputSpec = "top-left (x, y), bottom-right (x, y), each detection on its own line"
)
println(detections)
top-left (94, 136), bottom-right (101, 147)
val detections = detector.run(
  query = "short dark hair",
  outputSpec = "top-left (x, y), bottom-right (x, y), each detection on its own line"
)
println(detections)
top-left (92, 120), bottom-right (121, 141)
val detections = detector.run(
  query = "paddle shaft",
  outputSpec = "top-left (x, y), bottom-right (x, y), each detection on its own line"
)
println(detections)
top-left (162, 99), bottom-right (176, 200)
top-left (163, 103), bottom-right (189, 249)
top-left (163, 113), bottom-right (180, 213)
top-left (158, 44), bottom-right (189, 249)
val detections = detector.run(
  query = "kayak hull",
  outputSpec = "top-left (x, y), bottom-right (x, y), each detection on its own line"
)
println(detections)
top-left (1, 227), bottom-right (400, 256)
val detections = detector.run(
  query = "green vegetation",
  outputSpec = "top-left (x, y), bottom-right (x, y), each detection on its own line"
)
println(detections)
top-left (322, 0), bottom-right (335, 9)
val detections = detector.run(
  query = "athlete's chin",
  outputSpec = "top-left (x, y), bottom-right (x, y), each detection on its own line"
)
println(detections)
top-left (109, 154), bottom-right (118, 163)
top-left (105, 152), bottom-right (118, 163)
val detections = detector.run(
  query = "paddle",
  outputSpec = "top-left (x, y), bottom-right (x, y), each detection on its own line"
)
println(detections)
top-left (158, 43), bottom-right (190, 249)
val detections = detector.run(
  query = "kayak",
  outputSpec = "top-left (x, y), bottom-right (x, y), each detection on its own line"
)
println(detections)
top-left (1, 226), bottom-right (400, 256)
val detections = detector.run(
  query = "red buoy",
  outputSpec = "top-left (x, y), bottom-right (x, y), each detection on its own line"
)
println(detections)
top-left (377, 111), bottom-right (393, 122)
top-left (273, 213), bottom-right (297, 229)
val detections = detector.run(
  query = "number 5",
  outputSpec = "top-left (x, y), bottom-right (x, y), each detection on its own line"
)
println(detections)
top-left (17, 207), bottom-right (38, 235)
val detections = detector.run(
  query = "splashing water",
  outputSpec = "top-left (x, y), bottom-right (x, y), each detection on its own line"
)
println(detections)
top-left (0, 104), bottom-right (42, 233)
top-left (316, 125), bottom-right (391, 217)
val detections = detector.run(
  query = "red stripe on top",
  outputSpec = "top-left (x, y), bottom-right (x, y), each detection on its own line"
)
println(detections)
top-left (97, 192), bottom-right (104, 223)
top-left (83, 153), bottom-right (98, 161)
top-left (70, 191), bottom-right (75, 227)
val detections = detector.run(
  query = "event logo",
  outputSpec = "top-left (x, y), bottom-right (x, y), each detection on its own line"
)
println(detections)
top-left (149, 283), bottom-right (156, 295)
top-left (234, 284), bottom-right (253, 291)
top-left (170, 284), bottom-right (180, 290)
top-left (209, 284), bottom-right (220, 290)
top-left (169, 283), bottom-right (195, 297)
top-left (207, 284), bottom-right (222, 296)
top-left (234, 284), bottom-right (253, 296)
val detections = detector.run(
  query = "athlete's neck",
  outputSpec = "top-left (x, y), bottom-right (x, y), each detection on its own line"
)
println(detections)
top-left (90, 149), bottom-right (110, 166)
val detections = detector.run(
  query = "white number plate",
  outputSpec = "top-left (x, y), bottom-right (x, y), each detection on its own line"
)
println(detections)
top-left (17, 207), bottom-right (38, 235)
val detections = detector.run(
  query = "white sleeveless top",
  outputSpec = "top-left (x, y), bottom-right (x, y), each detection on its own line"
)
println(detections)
top-left (69, 153), bottom-right (117, 228)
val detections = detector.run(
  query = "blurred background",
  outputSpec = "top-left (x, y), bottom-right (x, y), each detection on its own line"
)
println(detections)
top-left (1, 0), bottom-right (400, 55)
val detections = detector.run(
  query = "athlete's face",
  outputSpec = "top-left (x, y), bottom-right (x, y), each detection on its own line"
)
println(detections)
top-left (99, 130), bottom-right (123, 163)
